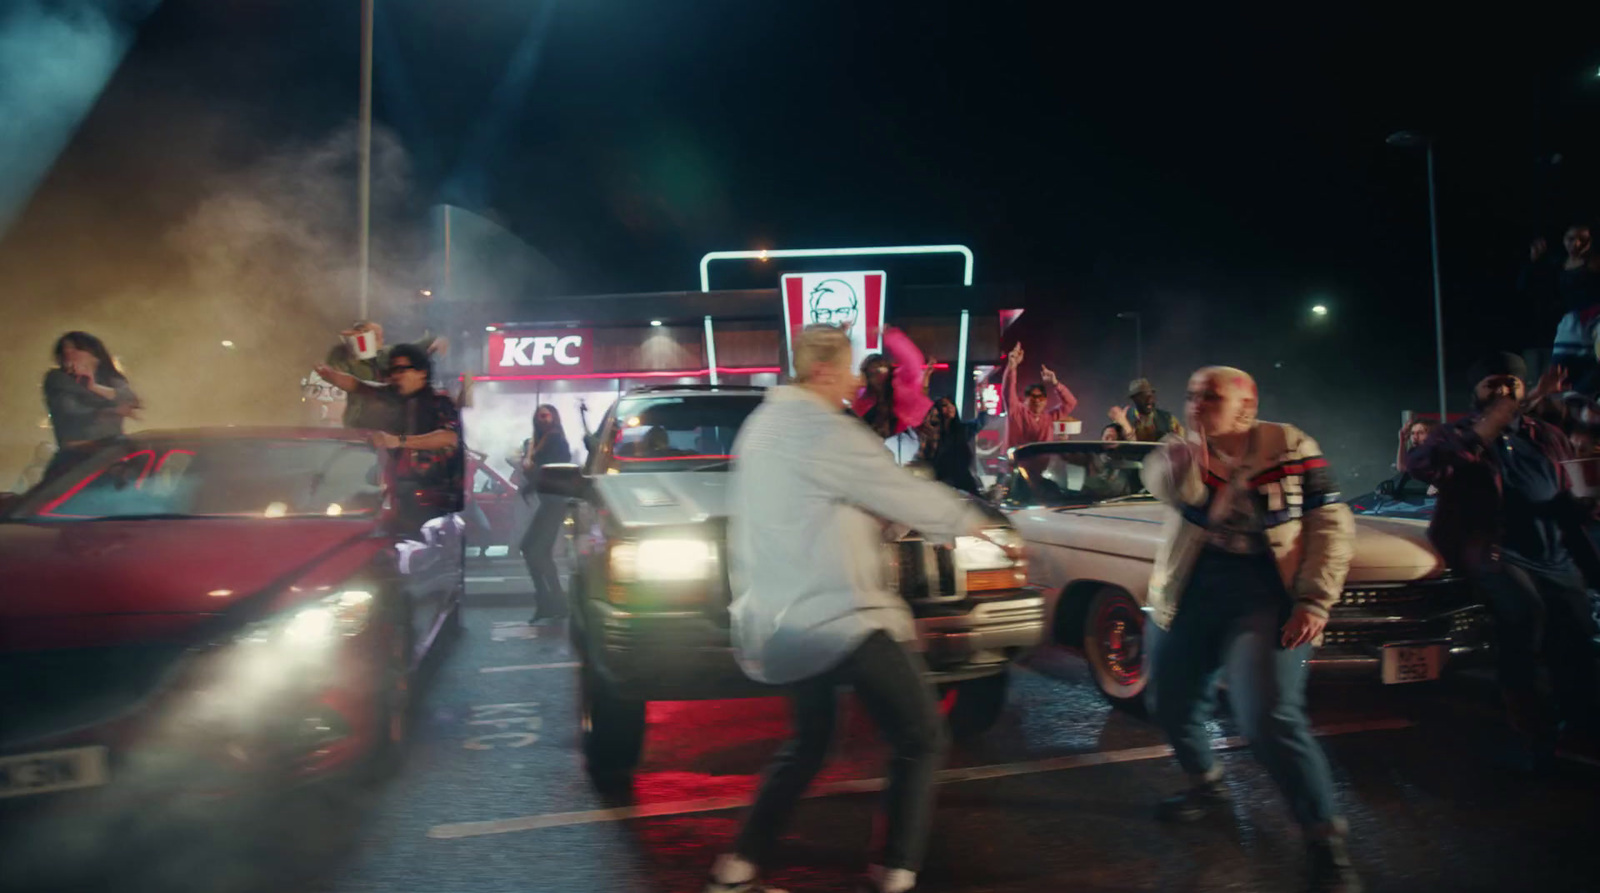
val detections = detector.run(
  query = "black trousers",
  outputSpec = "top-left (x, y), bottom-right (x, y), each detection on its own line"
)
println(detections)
top-left (1474, 561), bottom-right (1600, 735)
top-left (736, 631), bottom-right (947, 872)
top-left (519, 497), bottom-right (567, 617)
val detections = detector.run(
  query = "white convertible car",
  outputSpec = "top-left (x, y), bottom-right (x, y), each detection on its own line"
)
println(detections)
top-left (996, 441), bottom-right (1493, 709)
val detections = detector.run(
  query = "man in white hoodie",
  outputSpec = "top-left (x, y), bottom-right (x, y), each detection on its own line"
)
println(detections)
top-left (705, 325), bottom-right (1010, 893)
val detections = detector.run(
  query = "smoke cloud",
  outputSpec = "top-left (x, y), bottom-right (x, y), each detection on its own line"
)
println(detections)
top-left (0, 121), bottom-right (425, 482)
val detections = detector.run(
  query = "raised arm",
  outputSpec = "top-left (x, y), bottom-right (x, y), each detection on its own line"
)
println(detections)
top-left (43, 370), bottom-right (112, 429)
top-left (1040, 366), bottom-right (1077, 416)
top-left (314, 364), bottom-right (383, 397)
top-left (1404, 418), bottom-right (1494, 485)
top-left (808, 417), bottom-right (990, 545)
top-left (1002, 346), bottom-right (1025, 445)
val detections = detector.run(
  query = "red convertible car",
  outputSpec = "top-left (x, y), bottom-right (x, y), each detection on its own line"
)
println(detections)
top-left (0, 428), bottom-right (464, 810)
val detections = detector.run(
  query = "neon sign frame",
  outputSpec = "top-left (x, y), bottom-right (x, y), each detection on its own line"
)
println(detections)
top-left (698, 244), bottom-right (974, 293)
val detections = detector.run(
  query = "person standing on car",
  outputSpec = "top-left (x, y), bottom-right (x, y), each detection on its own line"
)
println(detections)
top-left (518, 404), bottom-right (573, 623)
top-left (1142, 366), bottom-right (1360, 893)
top-left (853, 327), bottom-right (935, 440)
top-left (42, 331), bottom-right (141, 480)
top-left (1405, 352), bottom-right (1600, 768)
top-left (324, 320), bottom-right (446, 429)
top-left (1000, 342), bottom-right (1077, 450)
top-left (706, 324), bottom-right (1011, 893)
top-left (315, 343), bottom-right (462, 525)
top-left (1109, 378), bottom-right (1183, 443)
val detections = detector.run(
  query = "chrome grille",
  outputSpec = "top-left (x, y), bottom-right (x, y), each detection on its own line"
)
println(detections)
top-left (887, 538), bottom-right (965, 604)
top-left (1335, 577), bottom-right (1473, 612)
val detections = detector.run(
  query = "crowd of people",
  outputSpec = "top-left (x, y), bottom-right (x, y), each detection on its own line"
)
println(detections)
top-left (27, 312), bottom-right (1600, 893)
top-left (709, 333), bottom-right (1367, 893)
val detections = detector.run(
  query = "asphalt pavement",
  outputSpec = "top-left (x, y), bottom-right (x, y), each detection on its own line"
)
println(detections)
top-left (12, 571), bottom-right (1600, 893)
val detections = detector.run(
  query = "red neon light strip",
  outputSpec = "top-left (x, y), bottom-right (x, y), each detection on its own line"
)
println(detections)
top-left (611, 454), bottom-right (734, 463)
top-left (140, 448), bottom-right (194, 487)
top-left (38, 449), bottom-right (155, 517)
top-left (473, 366), bottom-right (780, 382)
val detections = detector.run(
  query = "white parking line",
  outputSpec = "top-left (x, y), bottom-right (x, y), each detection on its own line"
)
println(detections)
top-left (479, 662), bottom-right (580, 674)
top-left (466, 576), bottom-right (516, 583)
top-left (425, 717), bottom-right (1413, 840)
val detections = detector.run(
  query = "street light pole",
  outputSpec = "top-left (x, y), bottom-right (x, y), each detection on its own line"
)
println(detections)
top-left (1116, 312), bottom-right (1143, 379)
top-left (1387, 130), bottom-right (1448, 422)
top-left (357, 0), bottom-right (374, 321)
top-left (1424, 143), bottom-right (1447, 422)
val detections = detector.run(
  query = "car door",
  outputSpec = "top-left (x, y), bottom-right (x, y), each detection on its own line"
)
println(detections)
top-left (382, 460), bottom-right (462, 660)
top-left (467, 456), bottom-right (520, 558)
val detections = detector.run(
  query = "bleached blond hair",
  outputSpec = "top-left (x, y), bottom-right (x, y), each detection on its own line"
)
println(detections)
top-left (792, 324), bottom-right (854, 382)
top-left (1193, 365), bottom-right (1259, 427)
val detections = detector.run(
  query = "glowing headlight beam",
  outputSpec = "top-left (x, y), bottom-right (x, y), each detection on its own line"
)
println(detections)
top-left (698, 244), bottom-right (974, 292)
top-left (609, 538), bottom-right (716, 582)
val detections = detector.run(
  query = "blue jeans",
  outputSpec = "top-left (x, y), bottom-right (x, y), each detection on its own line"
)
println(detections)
top-left (1150, 548), bottom-right (1338, 830)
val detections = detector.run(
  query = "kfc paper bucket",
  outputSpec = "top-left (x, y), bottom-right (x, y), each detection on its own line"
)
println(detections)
top-left (1561, 457), bottom-right (1600, 498)
top-left (344, 330), bottom-right (380, 360)
top-left (1052, 419), bottom-right (1082, 440)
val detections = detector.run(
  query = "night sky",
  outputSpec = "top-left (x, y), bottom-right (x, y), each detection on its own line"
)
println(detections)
top-left (3, 1), bottom-right (1598, 484)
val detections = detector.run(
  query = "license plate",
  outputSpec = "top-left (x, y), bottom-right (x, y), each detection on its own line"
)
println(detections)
top-left (0, 746), bottom-right (110, 799)
top-left (1380, 641), bottom-right (1447, 684)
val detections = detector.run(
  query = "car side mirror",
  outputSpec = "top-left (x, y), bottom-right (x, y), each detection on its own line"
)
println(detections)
top-left (1376, 480), bottom-right (1397, 497)
top-left (531, 463), bottom-right (587, 498)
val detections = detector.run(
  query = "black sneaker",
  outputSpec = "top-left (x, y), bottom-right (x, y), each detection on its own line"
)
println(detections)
top-left (1155, 779), bottom-right (1230, 823)
top-left (1307, 837), bottom-right (1362, 893)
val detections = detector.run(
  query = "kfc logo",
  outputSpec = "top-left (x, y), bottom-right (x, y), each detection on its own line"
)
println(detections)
top-left (781, 271), bottom-right (886, 376)
top-left (807, 279), bottom-right (860, 331)
top-left (487, 329), bottom-right (593, 374)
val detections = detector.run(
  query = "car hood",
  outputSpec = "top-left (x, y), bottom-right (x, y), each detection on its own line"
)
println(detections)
top-left (0, 518), bottom-right (377, 640)
top-left (1011, 500), bottom-right (1444, 581)
top-left (592, 472), bottom-right (730, 528)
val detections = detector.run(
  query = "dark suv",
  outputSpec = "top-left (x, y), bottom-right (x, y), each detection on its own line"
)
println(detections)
top-left (537, 386), bottom-right (1046, 778)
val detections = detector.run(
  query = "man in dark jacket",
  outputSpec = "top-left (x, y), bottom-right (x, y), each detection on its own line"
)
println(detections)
top-left (1406, 352), bottom-right (1600, 766)
top-left (316, 343), bottom-right (463, 525)
top-left (1109, 378), bottom-right (1183, 443)
top-left (324, 321), bottom-right (444, 429)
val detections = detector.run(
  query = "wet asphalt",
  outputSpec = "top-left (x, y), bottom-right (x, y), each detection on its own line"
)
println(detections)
top-left (6, 567), bottom-right (1598, 893)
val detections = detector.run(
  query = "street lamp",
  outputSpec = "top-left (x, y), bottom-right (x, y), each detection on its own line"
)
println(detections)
top-left (1116, 312), bottom-right (1143, 379)
top-left (1386, 130), bottom-right (1448, 422)
top-left (358, 0), bottom-right (375, 320)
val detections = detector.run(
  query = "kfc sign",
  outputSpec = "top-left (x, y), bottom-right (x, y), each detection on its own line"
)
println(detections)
top-left (780, 271), bottom-right (887, 376)
top-left (487, 329), bottom-right (593, 374)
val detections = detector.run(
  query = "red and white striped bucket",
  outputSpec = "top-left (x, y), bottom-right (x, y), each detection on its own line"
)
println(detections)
top-left (343, 330), bottom-right (379, 360)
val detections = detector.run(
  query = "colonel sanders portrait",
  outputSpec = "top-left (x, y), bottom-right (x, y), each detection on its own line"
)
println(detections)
top-left (807, 279), bottom-right (859, 334)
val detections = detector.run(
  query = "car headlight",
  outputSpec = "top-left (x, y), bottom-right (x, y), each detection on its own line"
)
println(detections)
top-left (954, 527), bottom-right (1028, 592)
top-left (167, 588), bottom-right (378, 734)
top-left (608, 537), bottom-right (717, 584)
top-left (236, 589), bottom-right (376, 648)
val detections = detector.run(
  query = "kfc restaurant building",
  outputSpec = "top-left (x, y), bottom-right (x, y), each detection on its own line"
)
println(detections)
top-left (449, 276), bottom-right (1018, 477)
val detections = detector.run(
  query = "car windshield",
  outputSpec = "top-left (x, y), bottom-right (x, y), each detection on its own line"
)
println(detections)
top-left (5, 438), bottom-right (384, 522)
top-left (1006, 443), bottom-right (1158, 508)
top-left (1349, 474), bottom-right (1436, 518)
top-left (600, 394), bottom-right (763, 473)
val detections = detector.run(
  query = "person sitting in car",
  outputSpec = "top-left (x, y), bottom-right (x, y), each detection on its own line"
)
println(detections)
top-left (315, 344), bottom-right (463, 524)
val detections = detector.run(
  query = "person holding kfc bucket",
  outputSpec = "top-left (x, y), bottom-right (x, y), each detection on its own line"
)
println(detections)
top-left (324, 320), bottom-right (447, 429)
top-left (1405, 350), bottom-right (1600, 770)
